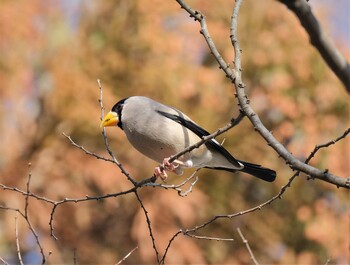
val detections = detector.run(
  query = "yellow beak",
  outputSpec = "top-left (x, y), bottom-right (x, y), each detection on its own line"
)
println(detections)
top-left (100, 111), bottom-right (118, 127)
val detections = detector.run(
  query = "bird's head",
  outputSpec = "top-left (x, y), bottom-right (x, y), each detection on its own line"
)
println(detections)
top-left (100, 98), bottom-right (128, 129)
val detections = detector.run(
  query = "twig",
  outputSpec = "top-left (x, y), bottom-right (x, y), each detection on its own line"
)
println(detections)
top-left (162, 123), bottom-right (345, 263)
top-left (229, 0), bottom-right (349, 188)
top-left (145, 169), bottom-right (199, 197)
top-left (134, 191), bottom-right (160, 263)
top-left (0, 256), bottom-right (9, 265)
top-left (167, 112), bottom-right (245, 165)
top-left (97, 79), bottom-right (138, 186)
top-left (177, 0), bottom-right (350, 189)
top-left (237, 227), bottom-right (260, 265)
top-left (305, 128), bottom-right (350, 164)
top-left (24, 162), bottom-right (32, 217)
top-left (73, 248), bottom-right (78, 265)
top-left (2, 164), bottom-right (48, 264)
top-left (63, 132), bottom-right (115, 164)
top-left (176, 0), bottom-right (236, 80)
top-left (48, 186), bottom-right (138, 240)
top-left (15, 214), bottom-right (24, 265)
top-left (184, 232), bottom-right (234, 242)
top-left (116, 246), bottom-right (138, 265)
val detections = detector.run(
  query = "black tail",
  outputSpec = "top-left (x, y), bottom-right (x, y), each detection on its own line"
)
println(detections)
top-left (238, 160), bottom-right (276, 182)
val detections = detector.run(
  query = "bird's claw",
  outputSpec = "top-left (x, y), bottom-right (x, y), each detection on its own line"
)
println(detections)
top-left (154, 166), bottom-right (168, 182)
top-left (162, 158), bottom-right (179, 171)
top-left (153, 158), bottom-right (179, 182)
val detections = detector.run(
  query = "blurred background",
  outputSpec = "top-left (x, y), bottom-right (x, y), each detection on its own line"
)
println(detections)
top-left (0, 0), bottom-right (349, 264)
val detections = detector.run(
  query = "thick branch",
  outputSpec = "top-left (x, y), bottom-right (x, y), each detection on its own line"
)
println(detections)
top-left (278, 0), bottom-right (350, 91)
top-left (231, 0), bottom-right (349, 189)
top-left (177, 0), bottom-right (350, 188)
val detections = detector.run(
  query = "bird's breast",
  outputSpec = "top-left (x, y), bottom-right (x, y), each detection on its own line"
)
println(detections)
top-left (123, 120), bottom-right (208, 166)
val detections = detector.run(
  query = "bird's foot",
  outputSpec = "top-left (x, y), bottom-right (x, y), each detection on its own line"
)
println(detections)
top-left (162, 158), bottom-right (179, 171)
top-left (153, 158), bottom-right (180, 182)
top-left (154, 166), bottom-right (168, 182)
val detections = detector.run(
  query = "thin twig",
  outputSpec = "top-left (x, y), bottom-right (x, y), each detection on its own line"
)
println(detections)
top-left (48, 186), bottom-right (138, 240)
top-left (162, 124), bottom-right (346, 263)
top-left (2, 164), bottom-right (48, 264)
top-left (134, 191), bottom-right (160, 263)
top-left (15, 214), bottom-right (24, 265)
top-left (167, 112), bottom-right (244, 165)
top-left (73, 248), bottom-right (78, 265)
top-left (145, 169), bottom-right (199, 197)
top-left (237, 227), bottom-right (260, 265)
top-left (63, 132), bottom-right (114, 163)
top-left (176, 0), bottom-right (236, 80)
top-left (229, 0), bottom-right (349, 188)
top-left (116, 246), bottom-right (138, 265)
top-left (24, 162), bottom-right (32, 217)
top-left (185, 232), bottom-right (234, 242)
top-left (178, 0), bottom-right (350, 189)
top-left (0, 256), bottom-right (9, 265)
top-left (305, 128), bottom-right (350, 164)
top-left (97, 79), bottom-right (138, 186)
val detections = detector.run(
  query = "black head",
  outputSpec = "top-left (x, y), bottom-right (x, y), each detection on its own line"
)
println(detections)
top-left (111, 97), bottom-right (128, 129)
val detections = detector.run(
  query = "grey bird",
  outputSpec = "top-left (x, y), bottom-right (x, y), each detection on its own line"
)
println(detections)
top-left (100, 96), bottom-right (276, 182)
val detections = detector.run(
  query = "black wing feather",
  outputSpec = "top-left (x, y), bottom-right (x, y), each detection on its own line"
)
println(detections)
top-left (156, 110), bottom-right (242, 168)
top-left (157, 110), bottom-right (276, 182)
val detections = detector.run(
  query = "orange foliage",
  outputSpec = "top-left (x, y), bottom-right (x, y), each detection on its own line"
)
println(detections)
top-left (0, 0), bottom-right (348, 264)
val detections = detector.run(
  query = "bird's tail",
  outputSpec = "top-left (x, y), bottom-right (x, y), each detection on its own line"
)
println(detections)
top-left (206, 161), bottom-right (276, 182)
top-left (238, 160), bottom-right (276, 182)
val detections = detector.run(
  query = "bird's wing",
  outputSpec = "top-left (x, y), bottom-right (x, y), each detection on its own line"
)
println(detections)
top-left (156, 110), bottom-right (243, 169)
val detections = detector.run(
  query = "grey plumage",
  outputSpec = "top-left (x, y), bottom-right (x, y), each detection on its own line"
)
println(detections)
top-left (102, 96), bottom-right (276, 182)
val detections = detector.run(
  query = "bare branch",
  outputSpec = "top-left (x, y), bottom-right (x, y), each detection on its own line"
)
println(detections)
top-left (176, 0), bottom-right (350, 189)
top-left (230, 1), bottom-right (349, 188)
top-left (0, 256), bottom-right (9, 265)
top-left (145, 169), bottom-right (200, 197)
top-left (97, 79), bottom-right (138, 186)
top-left (305, 128), bottom-right (350, 164)
top-left (15, 214), bottom-right (24, 265)
top-left (1, 165), bottom-right (47, 264)
top-left (162, 114), bottom-right (345, 263)
top-left (48, 186), bottom-right (138, 240)
top-left (324, 258), bottom-right (331, 265)
top-left (63, 132), bottom-right (115, 163)
top-left (24, 163), bottom-right (32, 217)
top-left (167, 112), bottom-right (245, 165)
top-left (184, 232), bottom-right (234, 242)
top-left (176, 0), bottom-right (236, 81)
top-left (73, 248), bottom-right (78, 265)
top-left (237, 227), bottom-right (260, 265)
top-left (278, 0), bottom-right (350, 92)
top-left (134, 191), bottom-right (160, 263)
top-left (116, 246), bottom-right (138, 265)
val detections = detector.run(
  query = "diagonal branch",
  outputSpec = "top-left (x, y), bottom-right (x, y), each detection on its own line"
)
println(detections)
top-left (278, 0), bottom-right (350, 92)
top-left (177, 0), bottom-right (350, 188)
top-left (161, 114), bottom-right (348, 264)
top-left (167, 112), bottom-right (245, 164)
top-left (230, 1), bottom-right (349, 189)
top-left (237, 227), bottom-right (260, 265)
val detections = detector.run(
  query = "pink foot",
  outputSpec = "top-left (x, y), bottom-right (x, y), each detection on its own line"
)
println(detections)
top-left (154, 166), bottom-right (168, 181)
top-left (153, 158), bottom-right (179, 182)
top-left (162, 158), bottom-right (178, 172)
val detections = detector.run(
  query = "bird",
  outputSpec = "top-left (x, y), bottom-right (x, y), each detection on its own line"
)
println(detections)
top-left (100, 96), bottom-right (276, 182)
